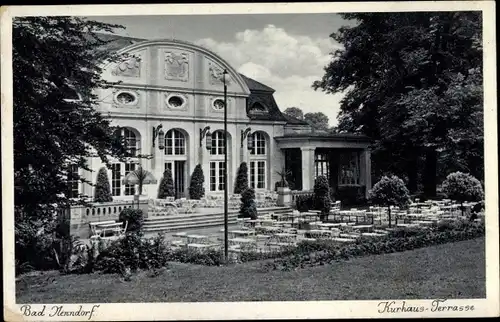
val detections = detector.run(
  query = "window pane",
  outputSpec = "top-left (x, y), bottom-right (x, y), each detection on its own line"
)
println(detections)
top-left (112, 163), bottom-right (121, 196)
top-left (210, 162), bottom-right (216, 191)
top-left (257, 161), bottom-right (265, 189)
top-left (125, 163), bottom-right (136, 195)
top-left (249, 161), bottom-right (255, 188)
top-left (218, 161), bottom-right (225, 190)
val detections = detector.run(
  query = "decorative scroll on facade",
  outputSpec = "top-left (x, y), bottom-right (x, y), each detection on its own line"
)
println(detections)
top-left (165, 52), bottom-right (189, 81)
top-left (111, 55), bottom-right (141, 77)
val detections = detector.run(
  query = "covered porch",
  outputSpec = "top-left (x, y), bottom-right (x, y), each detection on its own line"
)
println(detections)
top-left (275, 133), bottom-right (372, 199)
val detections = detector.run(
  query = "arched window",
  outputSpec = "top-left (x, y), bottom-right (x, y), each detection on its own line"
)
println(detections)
top-left (210, 130), bottom-right (226, 155)
top-left (165, 129), bottom-right (186, 155)
top-left (115, 127), bottom-right (139, 156)
top-left (250, 132), bottom-right (267, 155)
top-left (110, 127), bottom-right (140, 197)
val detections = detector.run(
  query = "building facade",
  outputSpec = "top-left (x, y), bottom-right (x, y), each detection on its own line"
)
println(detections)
top-left (76, 38), bottom-right (372, 201)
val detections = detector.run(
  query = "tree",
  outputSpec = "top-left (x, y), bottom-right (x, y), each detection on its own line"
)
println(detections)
top-left (240, 188), bottom-right (257, 220)
top-left (284, 107), bottom-right (304, 120)
top-left (157, 169), bottom-right (175, 199)
top-left (189, 164), bottom-right (205, 199)
top-left (93, 167), bottom-right (113, 202)
top-left (13, 17), bottom-right (131, 221)
top-left (441, 172), bottom-right (484, 216)
top-left (234, 162), bottom-right (249, 194)
top-left (313, 12), bottom-right (483, 197)
top-left (304, 112), bottom-right (330, 131)
top-left (124, 166), bottom-right (155, 196)
top-left (369, 175), bottom-right (411, 227)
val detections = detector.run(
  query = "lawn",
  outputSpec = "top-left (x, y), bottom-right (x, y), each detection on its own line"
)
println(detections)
top-left (16, 237), bottom-right (485, 303)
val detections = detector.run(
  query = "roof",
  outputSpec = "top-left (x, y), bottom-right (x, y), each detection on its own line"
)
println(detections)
top-left (238, 74), bottom-right (275, 92)
top-left (282, 114), bottom-right (310, 126)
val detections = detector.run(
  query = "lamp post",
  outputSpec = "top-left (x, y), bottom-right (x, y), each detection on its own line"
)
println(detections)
top-left (223, 69), bottom-right (229, 263)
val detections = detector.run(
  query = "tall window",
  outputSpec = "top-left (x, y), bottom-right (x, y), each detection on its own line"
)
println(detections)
top-left (249, 161), bottom-right (266, 189)
top-left (210, 131), bottom-right (226, 155)
top-left (115, 128), bottom-right (139, 156)
top-left (250, 132), bottom-right (266, 155)
top-left (338, 152), bottom-right (360, 185)
top-left (111, 163), bottom-right (121, 196)
top-left (165, 129), bottom-right (186, 155)
top-left (67, 164), bottom-right (79, 198)
top-left (209, 161), bottom-right (225, 191)
top-left (315, 152), bottom-right (330, 180)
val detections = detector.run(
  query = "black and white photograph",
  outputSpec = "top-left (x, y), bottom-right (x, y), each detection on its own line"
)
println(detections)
top-left (1, 2), bottom-right (498, 320)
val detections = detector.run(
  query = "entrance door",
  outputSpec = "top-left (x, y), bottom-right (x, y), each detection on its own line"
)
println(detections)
top-left (165, 161), bottom-right (186, 199)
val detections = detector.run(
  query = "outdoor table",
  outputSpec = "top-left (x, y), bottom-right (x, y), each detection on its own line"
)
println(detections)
top-left (361, 232), bottom-right (385, 237)
top-left (230, 230), bottom-right (254, 237)
top-left (186, 234), bottom-right (209, 244)
top-left (307, 229), bottom-right (332, 238)
top-left (331, 237), bottom-right (357, 243)
top-left (187, 243), bottom-right (216, 251)
top-left (352, 225), bottom-right (373, 233)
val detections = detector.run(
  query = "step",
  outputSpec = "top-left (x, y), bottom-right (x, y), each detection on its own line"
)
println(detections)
top-left (143, 220), bottom-right (239, 233)
top-left (143, 215), bottom-right (240, 226)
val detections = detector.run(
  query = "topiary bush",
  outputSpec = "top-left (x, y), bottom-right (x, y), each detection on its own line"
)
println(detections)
top-left (369, 175), bottom-right (411, 227)
top-left (441, 172), bottom-right (484, 216)
top-left (157, 169), bottom-right (175, 199)
top-left (189, 164), bottom-right (205, 199)
top-left (240, 188), bottom-right (257, 219)
top-left (118, 208), bottom-right (144, 233)
top-left (94, 167), bottom-right (113, 202)
top-left (234, 162), bottom-right (249, 194)
top-left (313, 175), bottom-right (331, 221)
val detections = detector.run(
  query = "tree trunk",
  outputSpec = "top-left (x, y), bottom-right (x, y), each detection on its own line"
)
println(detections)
top-left (388, 206), bottom-right (392, 228)
top-left (423, 149), bottom-right (437, 199)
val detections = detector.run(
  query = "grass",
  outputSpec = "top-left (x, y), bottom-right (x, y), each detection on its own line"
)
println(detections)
top-left (16, 237), bottom-right (485, 303)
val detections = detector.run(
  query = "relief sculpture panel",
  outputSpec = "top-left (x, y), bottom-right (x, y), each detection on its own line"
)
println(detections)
top-left (111, 55), bottom-right (141, 77)
top-left (208, 61), bottom-right (231, 85)
top-left (165, 52), bottom-right (189, 81)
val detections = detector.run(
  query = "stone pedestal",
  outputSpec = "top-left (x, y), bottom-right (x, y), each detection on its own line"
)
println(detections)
top-left (276, 187), bottom-right (291, 207)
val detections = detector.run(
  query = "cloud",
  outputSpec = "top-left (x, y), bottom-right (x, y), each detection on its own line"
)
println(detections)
top-left (195, 24), bottom-right (344, 125)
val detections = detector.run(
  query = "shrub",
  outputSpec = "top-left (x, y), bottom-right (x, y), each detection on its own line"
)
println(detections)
top-left (369, 175), bottom-right (411, 227)
top-left (442, 172), bottom-right (484, 216)
top-left (295, 194), bottom-right (314, 212)
top-left (234, 162), bottom-right (249, 194)
top-left (93, 167), bottom-right (113, 202)
top-left (118, 208), bottom-right (144, 233)
top-left (157, 169), bottom-right (175, 199)
top-left (313, 175), bottom-right (331, 220)
top-left (166, 248), bottom-right (223, 266)
top-left (240, 188), bottom-right (257, 219)
top-left (189, 164), bottom-right (205, 199)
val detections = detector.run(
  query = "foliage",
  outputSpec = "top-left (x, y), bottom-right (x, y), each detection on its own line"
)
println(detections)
top-left (334, 185), bottom-right (367, 207)
top-left (295, 194), bottom-right (315, 212)
top-left (283, 107), bottom-right (304, 120)
top-left (313, 12), bottom-right (483, 196)
top-left (442, 172), bottom-right (484, 203)
top-left (269, 221), bottom-right (485, 271)
top-left (93, 167), bottom-right (113, 202)
top-left (369, 175), bottom-right (411, 227)
top-left (234, 162), bottom-right (249, 194)
top-left (275, 167), bottom-right (291, 188)
top-left (157, 169), bottom-right (175, 199)
top-left (304, 112), bottom-right (330, 131)
top-left (166, 248), bottom-right (224, 266)
top-left (239, 188), bottom-right (257, 219)
top-left (95, 233), bottom-right (169, 274)
top-left (13, 17), bottom-right (132, 221)
top-left (313, 176), bottom-right (331, 219)
top-left (189, 164), bottom-right (205, 199)
top-left (118, 208), bottom-right (144, 233)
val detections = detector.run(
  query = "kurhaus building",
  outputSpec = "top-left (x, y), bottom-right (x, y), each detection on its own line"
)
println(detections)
top-left (76, 36), bottom-right (373, 201)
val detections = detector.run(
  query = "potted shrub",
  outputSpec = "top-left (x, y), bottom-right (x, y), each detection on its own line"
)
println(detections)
top-left (369, 175), bottom-right (411, 228)
top-left (313, 175), bottom-right (331, 221)
top-left (94, 167), bottom-right (113, 203)
top-left (441, 172), bottom-right (484, 217)
top-left (189, 164), bottom-right (205, 199)
top-left (239, 188), bottom-right (257, 220)
top-left (275, 167), bottom-right (292, 206)
top-left (157, 168), bottom-right (175, 199)
top-left (234, 162), bottom-right (249, 194)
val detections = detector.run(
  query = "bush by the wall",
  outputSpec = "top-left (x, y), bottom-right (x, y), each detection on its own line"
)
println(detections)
top-left (240, 188), bottom-right (257, 219)
top-left (189, 164), bottom-right (205, 199)
top-left (94, 167), bottom-right (113, 202)
top-left (118, 208), bottom-right (144, 233)
top-left (234, 162), bottom-right (249, 194)
top-left (157, 169), bottom-right (175, 199)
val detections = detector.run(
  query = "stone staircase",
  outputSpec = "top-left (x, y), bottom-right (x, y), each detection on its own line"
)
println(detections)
top-left (142, 206), bottom-right (293, 233)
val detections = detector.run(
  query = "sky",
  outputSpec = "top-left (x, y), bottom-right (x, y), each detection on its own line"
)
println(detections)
top-left (91, 14), bottom-right (357, 126)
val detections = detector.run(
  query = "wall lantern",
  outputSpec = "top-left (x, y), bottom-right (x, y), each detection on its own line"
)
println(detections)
top-left (241, 127), bottom-right (252, 148)
top-left (200, 126), bottom-right (211, 148)
top-left (247, 132), bottom-right (254, 150)
top-left (152, 124), bottom-right (163, 148)
top-left (158, 129), bottom-right (165, 150)
top-left (205, 131), bottom-right (212, 150)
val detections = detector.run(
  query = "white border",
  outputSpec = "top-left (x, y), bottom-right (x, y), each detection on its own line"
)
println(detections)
top-left (1, 2), bottom-right (498, 320)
